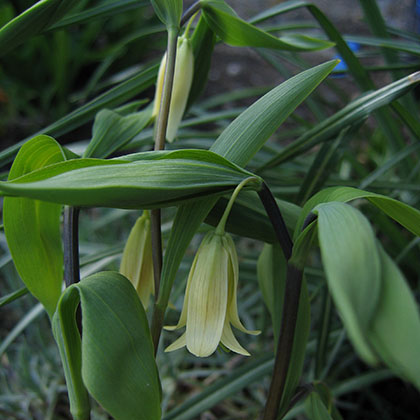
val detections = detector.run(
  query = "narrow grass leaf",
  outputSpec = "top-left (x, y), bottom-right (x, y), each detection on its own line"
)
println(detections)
top-left (259, 71), bottom-right (420, 169)
top-left (3, 135), bottom-right (65, 316)
top-left (0, 287), bottom-right (29, 308)
top-left (0, 0), bottom-right (78, 56)
top-left (163, 354), bottom-right (273, 420)
top-left (250, 0), bottom-right (409, 152)
top-left (202, 0), bottom-right (334, 51)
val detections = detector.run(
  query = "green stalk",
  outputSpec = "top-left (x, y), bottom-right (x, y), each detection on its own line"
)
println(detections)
top-left (151, 26), bottom-right (179, 353)
top-left (215, 177), bottom-right (259, 235)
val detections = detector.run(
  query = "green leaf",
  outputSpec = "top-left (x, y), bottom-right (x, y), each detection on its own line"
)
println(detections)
top-left (259, 71), bottom-right (420, 169)
top-left (368, 244), bottom-right (420, 391)
top-left (186, 14), bottom-right (216, 108)
top-left (53, 289), bottom-right (90, 420)
top-left (151, 0), bottom-right (182, 29)
top-left (158, 61), bottom-right (337, 330)
top-left (211, 60), bottom-right (339, 166)
top-left (83, 107), bottom-right (153, 159)
top-left (315, 202), bottom-right (380, 365)
top-left (295, 186), bottom-right (420, 240)
top-left (0, 0), bottom-right (79, 56)
top-left (202, 0), bottom-right (334, 51)
top-left (0, 150), bottom-right (262, 209)
top-left (3, 135), bottom-right (65, 316)
top-left (345, 35), bottom-right (420, 56)
top-left (53, 272), bottom-right (161, 420)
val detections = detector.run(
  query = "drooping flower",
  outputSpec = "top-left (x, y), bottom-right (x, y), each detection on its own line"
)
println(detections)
top-left (164, 229), bottom-right (260, 357)
top-left (120, 211), bottom-right (154, 309)
top-left (152, 33), bottom-right (194, 143)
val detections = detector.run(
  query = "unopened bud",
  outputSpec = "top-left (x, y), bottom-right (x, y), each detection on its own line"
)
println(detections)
top-left (120, 211), bottom-right (154, 309)
top-left (152, 35), bottom-right (194, 142)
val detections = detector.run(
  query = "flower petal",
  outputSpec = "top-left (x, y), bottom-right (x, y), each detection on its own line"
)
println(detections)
top-left (120, 213), bottom-right (154, 308)
top-left (224, 235), bottom-right (260, 336)
top-left (221, 320), bottom-right (250, 356)
top-left (186, 233), bottom-right (229, 357)
top-left (164, 332), bottom-right (186, 353)
top-left (164, 252), bottom-right (198, 331)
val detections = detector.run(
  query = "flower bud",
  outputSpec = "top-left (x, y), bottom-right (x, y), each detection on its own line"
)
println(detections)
top-left (152, 35), bottom-right (194, 142)
top-left (165, 230), bottom-right (259, 357)
top-left (120, 211), bottom-right (154, 309)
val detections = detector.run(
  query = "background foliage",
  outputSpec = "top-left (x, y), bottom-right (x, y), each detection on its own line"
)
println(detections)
top-left (1, 0), bottom-right (420, 419)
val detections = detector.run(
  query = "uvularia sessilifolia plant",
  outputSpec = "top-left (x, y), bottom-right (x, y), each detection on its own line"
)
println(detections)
top-left (1, 1), bottom-right (420, 419)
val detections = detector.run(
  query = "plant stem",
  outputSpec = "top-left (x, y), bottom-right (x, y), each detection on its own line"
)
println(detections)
top-left (180, 1), bottom-right (202, 28)
top-left (258, 183), bottom-right (293, 259)
top-left (263, 264), bottom-right (303, 420)
top-left (63, 207), bottom-right (80, 288)
top-left (150, 27), bottom-right (179, 353)
top-left (63, 206), bottom-right (82, 334)
top-left (154, 28), bottom-right (178, 151)
top-left (258, 183), bottom-right (307, 420)
top-left (215, 177), bottom-right (258, 235)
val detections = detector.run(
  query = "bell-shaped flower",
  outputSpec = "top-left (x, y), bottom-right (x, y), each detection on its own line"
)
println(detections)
top-left (120, 211), bottom-right (154, 309)
top-left (152, 33), bottom-right (194, 143)
top-left (164, 230), bottom-right (259, 357)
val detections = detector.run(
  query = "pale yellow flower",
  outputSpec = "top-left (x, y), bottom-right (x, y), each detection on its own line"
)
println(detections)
top-left (120, 211), bottom-right (154, 308)
top-left (165, 230), bottom-right (259, 357)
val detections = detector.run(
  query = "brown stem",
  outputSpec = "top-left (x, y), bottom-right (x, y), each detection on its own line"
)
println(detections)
top-left (262, 264), bottom-right (303, 420)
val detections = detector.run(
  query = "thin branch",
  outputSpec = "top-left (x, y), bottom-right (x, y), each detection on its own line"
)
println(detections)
top-left (150, 27), bottom-right (179, 353)
top-left (262, 264), bottom-right (303, 420)
top-left (258, 182), bottom-right (306, 420)
top-left (258, 183), bottom-right (293, 259)
top-left (63, 206), bottom-right (82, 334)
top-left (63, 207), bottom-right (80, 287)
top-left (180, 1), bottom-right (202, 28)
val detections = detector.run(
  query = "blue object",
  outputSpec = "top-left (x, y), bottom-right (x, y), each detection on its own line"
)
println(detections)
top-left (331, 41), bottom-right (361, 78)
